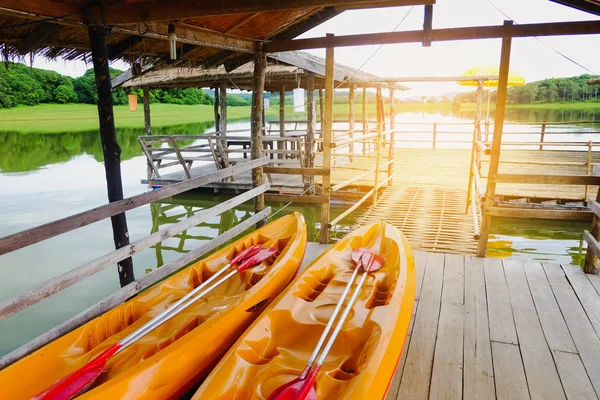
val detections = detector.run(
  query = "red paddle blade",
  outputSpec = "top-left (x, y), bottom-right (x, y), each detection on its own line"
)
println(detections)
top-left (33, 343), bottom-right (121, 400)
top-left (361, 251), bottom-right (385, 272)
top-left (269, 366), bottom-right (320, 400)
top-left (237, 247), bottom-right (278, 271)
top-left (230, 244), bottom-right (263, 265)
top-left (351, 248), bottom-right (368, 264)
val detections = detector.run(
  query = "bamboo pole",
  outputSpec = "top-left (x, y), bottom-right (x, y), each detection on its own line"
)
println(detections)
top-left (477, 20), bottom-right (514, 257)
top-left (349, 83), bottom-right (355, 162)
top-left (320, 34), bottom-right (334, 244)
top-left (213, 86), bottom-right (220, 131)
top-left (143, 86), bottom-right (152, 181)
top-left (251, 46), bottom-right (267, 227)
top-left (88, 27), bottom-right (134, 287)
top-left (219, 82), bottom-right (227, 135)
top-left (278, 86), bottom-right (285, 160)
top-left (306, 73), bottom-right (316, 194)
top-left (388, 84), bottom-right (395, 186)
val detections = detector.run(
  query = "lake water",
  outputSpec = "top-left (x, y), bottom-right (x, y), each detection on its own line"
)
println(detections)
top-left (0, 107), bottom-right (598, 357)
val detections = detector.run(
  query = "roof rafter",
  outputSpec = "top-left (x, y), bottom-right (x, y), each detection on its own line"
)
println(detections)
top-left (91, 0), bottom-right (434, 25)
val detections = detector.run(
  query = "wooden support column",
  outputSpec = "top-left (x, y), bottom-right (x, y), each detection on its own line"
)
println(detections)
top-left (143, 86), bottom-right (152, 181)
top-left (319, 88), bottom-right (325, 138)
top-left (362, 86), bottom-right (368, 155)
top-left (584, 190), bottom-right (600, 274)
top-left (279, 86), bottom-right (285, 159)
top-left (213, 86), bottom-right (220, 132)
top-left (320, 34), bottom-right (334, 244)
top-left (373, 88), bottom-right (383, 206)
top-left (219, 82), bottom-right (227, 135)
top-left (306, 73), bottom-right (316, 194)
top-left (388, 85), bottom-right (395, 186)
top-left (88, 27), bottom-right (134, 287)
top-left (348, 83), bottom-right (355, 162)
top-left (466, 80), bottom-right (483, 214)
top-left (477, 20), bottom-right (514, 257)
top-left (251, 47), bottom-right (267, 227)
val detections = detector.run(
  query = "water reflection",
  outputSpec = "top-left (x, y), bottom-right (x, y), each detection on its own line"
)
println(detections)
top-left (487, 217), bottom-right (588, 266)
top-left (458, 107), bottom-right (600, 124)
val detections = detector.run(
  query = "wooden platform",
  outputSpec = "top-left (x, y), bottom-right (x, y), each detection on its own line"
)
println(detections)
top-left (302, 245), bottom-right (600, 400)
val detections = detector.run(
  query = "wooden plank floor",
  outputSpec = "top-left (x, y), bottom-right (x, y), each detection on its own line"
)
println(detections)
top-left (385, 251), bottom-right (600, 400)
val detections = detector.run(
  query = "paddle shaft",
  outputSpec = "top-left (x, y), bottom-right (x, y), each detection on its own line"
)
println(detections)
top-left (118, 267), bottom-right (240, 351)
top-left (301, 264), bottom-right (361, 378)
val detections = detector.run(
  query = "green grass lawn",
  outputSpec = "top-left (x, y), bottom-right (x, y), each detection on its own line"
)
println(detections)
top-left (1, 101), bottom-right (598, 133)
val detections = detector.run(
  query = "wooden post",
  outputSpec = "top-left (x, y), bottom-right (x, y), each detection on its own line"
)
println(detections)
top-left (467, 80), bottom-right (484, 213)
top-left (348, 83), bottom-right (355, 162)
top-left (585, 141), bottom-right (593, 201)
top-left (388, 85), bottom-right (395, 186)
top-left (279, 86), bottom-right (285, 160)
top-left (373, 88), bottom-right (383, 206)
top-left (143, 86), bottom-right (152, 181)
top-left (306, 73), bottom-right (316, 194)
top-left (213, 86), bottom-right (220, 132)
top-left (539, 121), bottom-right (546, 150)
top-left (219, 82), bottom-right (227, 135)
top-left (88, 27), bottom-right (134, 287)
top-left (319, 88), bottom-right (325, 135)
top-left (251, 47), bottom-right (267, 227)
top-left (432, 122), bottom-right (437, 149)
top-left (320, 34), bottom-right (334, 245)
top-left (475, 80), bottom-right (484, 171)
top-left (362, 86), bottom-right (368, 155)
top-left (477, 20), bottom-right (514, 257)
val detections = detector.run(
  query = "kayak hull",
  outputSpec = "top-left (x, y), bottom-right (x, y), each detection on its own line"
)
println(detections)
top-left (0, 213), bottom-right (307, 400)
top-left (193, 222), bottom-right (415, 400)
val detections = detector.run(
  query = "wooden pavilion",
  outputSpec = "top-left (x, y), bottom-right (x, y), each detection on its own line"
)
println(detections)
top-left (3, 2), bottom-right (600, 398)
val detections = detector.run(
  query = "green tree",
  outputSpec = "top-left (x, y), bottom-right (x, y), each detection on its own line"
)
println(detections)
top-left (54, 82), bottom-right (78, 103)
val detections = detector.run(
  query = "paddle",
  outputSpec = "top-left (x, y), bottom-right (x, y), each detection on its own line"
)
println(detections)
top-left (33, 245), bottom-right (279, 400)
top-left (269, 249), bottom-right (384, 400)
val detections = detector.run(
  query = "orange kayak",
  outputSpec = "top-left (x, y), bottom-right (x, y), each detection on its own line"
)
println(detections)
top-left (193, 222), bottom-right (415, 400)
top-left (0, 212), bottom-right (307, 400)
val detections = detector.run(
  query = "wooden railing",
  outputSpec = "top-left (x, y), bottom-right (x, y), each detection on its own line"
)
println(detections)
top-left (0, 159), bottom-right (270, 368)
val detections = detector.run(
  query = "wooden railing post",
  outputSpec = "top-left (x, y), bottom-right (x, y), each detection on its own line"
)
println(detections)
top-left (349, 83), bottom-right (355, 162)
top-left (477, 20), bottom-right (513, 257)
top-left (362, 86), bottom-right (368, 155)
top-left (306, 73), bottom-right (316, 194)
top-left (585, 140), bottom-right (593, 201)
top-left (251, 46), bottom-right (267, 227)
top-left (89, 26), bottom-right (134, 287)
top-left (278, 86), bottom-right (285, 160)
top-left (143, 86), bottom-right (152, 181)
top-left (388, 84), bottom-right (395, 186)
top-left (432, 122), bottom-right (437, 149)
top-left (539, 121), bottom-right (546, 150)
top-left (585, 195), bottom-right (600, 274)
top-left (320, 34), bottom-right (334, 244)
top-left (219, 81), bottom-right (227, 136)
top-left (373, 88), bottom-right (383, 206)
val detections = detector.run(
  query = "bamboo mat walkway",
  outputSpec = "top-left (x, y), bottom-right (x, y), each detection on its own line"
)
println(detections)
top-left (355, 186), bottom-right (480, 254)
top-left (385, 251), bottom-right (600, 400)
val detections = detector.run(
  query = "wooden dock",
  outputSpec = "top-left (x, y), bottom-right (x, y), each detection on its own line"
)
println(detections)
top-left (301, 244), bottom-right (600, 400)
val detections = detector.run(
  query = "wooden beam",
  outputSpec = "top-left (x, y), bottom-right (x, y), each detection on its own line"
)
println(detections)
top-left (0, 184), bottom-right (270, 321)
top-left (264, 194), bottom-right (328, 204)
top-left (491, 174), bottom-right (600, 186)
top-left (487, 207), bottom-right (593, 221)
top-left (219, 82), bottom-right (227, 134)
top-left (0, 158), bottom-right (268, 256)
top-left (422, 4), bottom-right (433, 47)
top-left (17, 22), bottom-right (62, 54)
top-left (550, 0), bottom-right (600, 16)
top-left (264, 20), bottom-right (600, 52)
top-left (477, 20), bottom-right (513, 258)
top-left (93, 0), bottom-right (432, 24)
top-left (251, 47), bottom-right (267, 226)
top-left (320, 33), bottom-right (334, 244)
top-left (0, 0), bottom-right (81, 21)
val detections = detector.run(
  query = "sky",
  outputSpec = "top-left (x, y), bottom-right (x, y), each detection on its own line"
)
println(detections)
top-left (29, 0), bottom-right (600, 97)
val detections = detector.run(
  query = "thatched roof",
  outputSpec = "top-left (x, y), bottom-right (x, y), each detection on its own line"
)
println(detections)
top-left (589, 77), bottom-right (600, 86)
top-left (117, 51), bottom-right (410, 91)
top-left (0, 1), bottom-right (433, 69)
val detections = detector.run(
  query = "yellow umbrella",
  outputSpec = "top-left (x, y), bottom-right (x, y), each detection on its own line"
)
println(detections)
top-left (458, 65), bottom-right (525, 87)
top-left (458, 65), bottom-right (525, 126)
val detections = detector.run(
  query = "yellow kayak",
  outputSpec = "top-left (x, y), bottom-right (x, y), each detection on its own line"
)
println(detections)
top-left (0, 212), bottom-right (307, 400)
top-left (193, 222), bottom-right (415, 400)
